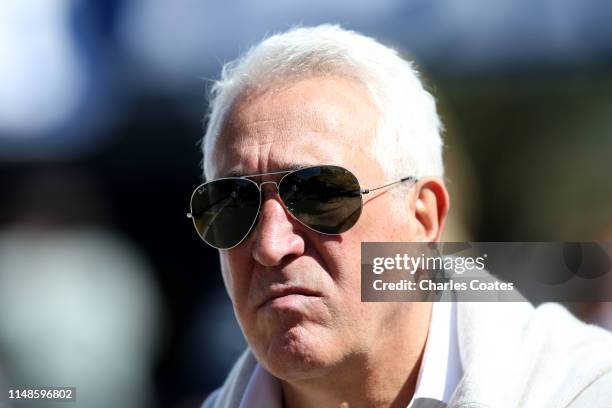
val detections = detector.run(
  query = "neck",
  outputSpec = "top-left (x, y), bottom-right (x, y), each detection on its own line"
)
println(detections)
top-left (280, 302), bottom-right (432, 408)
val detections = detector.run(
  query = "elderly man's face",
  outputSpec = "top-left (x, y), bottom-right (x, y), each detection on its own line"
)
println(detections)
top-left (209, 76), bottom-right (433, 380)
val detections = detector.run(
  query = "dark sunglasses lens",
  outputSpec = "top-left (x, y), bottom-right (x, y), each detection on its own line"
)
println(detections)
top-left (279, 166), bottom-right (362, 234)
top-left (190, 179), bottom-right (260, 249)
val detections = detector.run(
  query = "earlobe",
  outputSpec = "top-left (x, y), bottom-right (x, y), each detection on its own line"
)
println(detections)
top-left (413, 178), bottom-right (449, 242)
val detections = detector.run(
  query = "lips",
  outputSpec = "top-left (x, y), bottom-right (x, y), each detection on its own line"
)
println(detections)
top-left (258, 285), bottom-right (322, 309)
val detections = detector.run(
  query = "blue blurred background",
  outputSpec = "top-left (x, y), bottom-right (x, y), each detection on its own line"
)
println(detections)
top-left (1, 0), bottom-right (612, 407)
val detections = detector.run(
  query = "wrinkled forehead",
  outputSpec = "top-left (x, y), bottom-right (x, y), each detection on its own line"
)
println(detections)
top-left (207, 76), bottom-right (381, 181)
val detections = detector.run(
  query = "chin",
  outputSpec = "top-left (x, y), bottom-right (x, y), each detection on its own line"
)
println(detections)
top-left (258, 323), bottom-right (336, 381)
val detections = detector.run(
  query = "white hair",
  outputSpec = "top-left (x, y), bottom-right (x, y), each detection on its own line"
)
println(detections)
top-left (202, 24), bottom-right (444, 183)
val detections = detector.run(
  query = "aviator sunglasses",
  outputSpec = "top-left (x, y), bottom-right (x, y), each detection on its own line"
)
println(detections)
top-left (187, 165), bottom-right (417, 250)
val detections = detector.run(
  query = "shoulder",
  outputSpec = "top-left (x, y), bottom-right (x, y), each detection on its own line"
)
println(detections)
top-left (526, 304), bottom-right (612, 388)
top-left (489, 302), bottom-right (612, 376)
top-left (569, 370), bottom-right (612, 407)
top-left (454, 302), bottom-right (612, 407)
top-left (524, 303), bottom-right (612, 367)
top-left (458, 301), bottom-right (612, 357)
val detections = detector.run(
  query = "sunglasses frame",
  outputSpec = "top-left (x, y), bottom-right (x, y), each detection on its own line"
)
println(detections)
top-left (187, 165), bottom-right (417, 250)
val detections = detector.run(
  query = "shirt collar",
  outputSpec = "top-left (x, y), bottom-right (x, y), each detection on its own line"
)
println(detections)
top-left (409, 301), bottom-right (462, 406)
top-left (240, 363), bottom-right (282, 408)
top-left (240, 302), bottom-right (461, 408)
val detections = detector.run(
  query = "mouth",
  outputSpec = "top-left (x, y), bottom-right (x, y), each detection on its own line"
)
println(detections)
top-left (258, 286), bottom-right (323, 310)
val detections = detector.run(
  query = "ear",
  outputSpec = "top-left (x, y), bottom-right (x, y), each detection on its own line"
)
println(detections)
top-left (412, 177), bottom-right (449, 242)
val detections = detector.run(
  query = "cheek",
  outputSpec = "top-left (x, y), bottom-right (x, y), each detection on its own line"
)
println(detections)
top-left (359, 198), bottom-right (413, 240)
top-left (219, 248), bottom-right (252, 303)
top-left (319, 236), bottom-right (362, 297)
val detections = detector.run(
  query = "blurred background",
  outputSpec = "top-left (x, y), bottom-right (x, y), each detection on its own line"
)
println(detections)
top-left (1, 0), bottom-right (611, 406)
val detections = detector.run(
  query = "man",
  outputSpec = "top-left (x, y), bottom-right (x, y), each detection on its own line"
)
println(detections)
top-left (192, 25), bottom-right (612, 407)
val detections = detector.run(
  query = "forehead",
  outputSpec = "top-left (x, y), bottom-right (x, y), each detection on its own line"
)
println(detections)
top-left (208, 76), bottom-right (380, 179)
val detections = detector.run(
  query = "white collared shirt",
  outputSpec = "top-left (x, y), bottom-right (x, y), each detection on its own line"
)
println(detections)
top-left (240, 302), bottom-right (462, 408)
top-left (409, 301), bottom-right (462, 406)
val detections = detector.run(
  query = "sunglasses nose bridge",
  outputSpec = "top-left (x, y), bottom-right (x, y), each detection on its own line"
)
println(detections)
top-left (258, 180), bottom-right (280, 197)
top-left (258, 180), bottom-right (279, 189)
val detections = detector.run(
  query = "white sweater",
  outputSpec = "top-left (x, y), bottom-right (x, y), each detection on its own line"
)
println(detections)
top-left (203, 302), bottom-right (612, 408)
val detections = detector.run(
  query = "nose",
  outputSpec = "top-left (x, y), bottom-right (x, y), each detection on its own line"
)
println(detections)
top-left (251, 185), bottom-right (305, 267)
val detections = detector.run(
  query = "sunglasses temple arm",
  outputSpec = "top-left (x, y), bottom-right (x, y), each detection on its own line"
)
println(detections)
top-left (361, 176), bottom-right (417, 194)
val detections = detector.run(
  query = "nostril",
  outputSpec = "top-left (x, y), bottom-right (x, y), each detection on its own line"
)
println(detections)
top-left (282, 254), bottom-right (299, 264)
